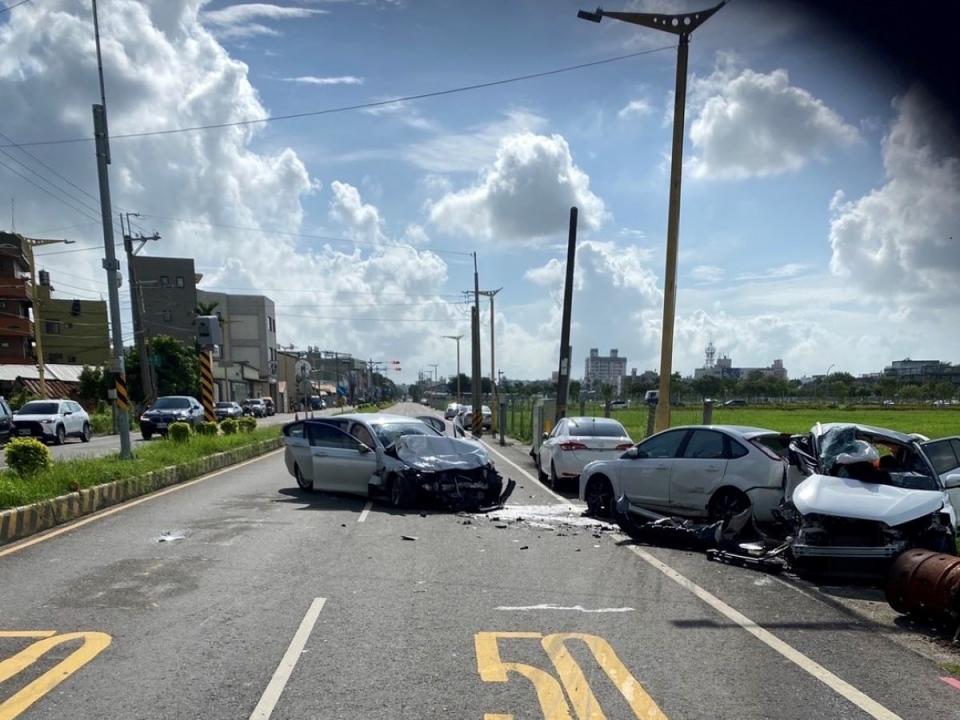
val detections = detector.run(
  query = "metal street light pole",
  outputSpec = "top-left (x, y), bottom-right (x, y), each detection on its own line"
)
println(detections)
top-left (443, 335), bottom-right (463, 403)
top-left (578, 2), bottom-right (724, 433)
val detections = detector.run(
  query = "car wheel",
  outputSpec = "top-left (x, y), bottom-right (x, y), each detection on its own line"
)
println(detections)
top-left (81, 422), bottom-right (91, 443)
top-left (550, 461), bottom-right (561, 490)
top-left (390, 474), bottom-right (414, 508)
top-left (142, 430), bottom-right (153, 441)
top-left (537, 453), bottom-right (549, 484)
top-left (295, 464), bottom-right (313, 492)
top-left (585, 475), bottom-right (614, 518)
top-left (708, 488), bottom-right (750, 522)
top-left (54, 424), bottom-right (66, 445)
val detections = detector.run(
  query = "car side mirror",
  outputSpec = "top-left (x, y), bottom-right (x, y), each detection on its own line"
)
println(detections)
top-left (945, 474), bottom-right (960, 489)
top-left (358, 443), bottom-right (372, 454)
top-left (622, 448), bottom-right (646, 459)
top-left (542, 432), bottom-right (550, 440)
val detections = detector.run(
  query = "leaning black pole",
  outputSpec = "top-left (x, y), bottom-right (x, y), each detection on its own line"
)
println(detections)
top-left (555, 207), bottom-right (578, 423)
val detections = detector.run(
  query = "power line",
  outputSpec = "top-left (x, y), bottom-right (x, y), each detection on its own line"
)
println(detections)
top-left (0, 0), bottom-right (32, 15)
top-left (0, 156), bottom-right (103, 225)
top-left (0, 45), bottom-right (676, 148)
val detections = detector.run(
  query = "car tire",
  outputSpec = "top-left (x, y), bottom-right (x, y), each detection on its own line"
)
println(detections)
top-left (142, 430), bottom-right (153, 441)
top-left (707, 488), bottom-right (750, 522)
top-left (390, 474), bottom-right (415, 508)
top-left (550, 461), bottom-right (561, 490)
top-left (585, 475), bottom-right (614, 518)
top-left (295, 464), bottom-right (313, 492)
top-left (54, 424), bottom-right (66, 445)
top-left (537, 454), bottom-right (549, 484)
top-left (81, 423), bottom-right (91, 443)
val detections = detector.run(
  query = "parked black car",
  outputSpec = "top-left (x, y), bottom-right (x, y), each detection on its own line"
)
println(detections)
top-left (139, 396), bottom-right (204, 440)
top-left (0, 397), bottom-right (13, 442)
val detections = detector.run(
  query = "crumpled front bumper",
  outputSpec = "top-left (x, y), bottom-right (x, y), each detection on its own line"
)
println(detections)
top-left (408, 466), bottom-right (515, 512)
top-left (790, 541), bottom-right (909, 559)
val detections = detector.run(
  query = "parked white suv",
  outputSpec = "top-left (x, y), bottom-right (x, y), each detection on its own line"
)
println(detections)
top-left (13, 399), bottom-right (91, 445)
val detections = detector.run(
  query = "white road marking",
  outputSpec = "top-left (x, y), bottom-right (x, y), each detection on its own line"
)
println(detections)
top-left (621, 541), bottom-right (902, 720)
top-left (495, 603), bottom-right (634, 613)
top-left (357, 500), bottom-right (373, 523)
top-left (249, 597), bottom-right (327, 720)
top-left (479, 439), bottom-right (571, 505)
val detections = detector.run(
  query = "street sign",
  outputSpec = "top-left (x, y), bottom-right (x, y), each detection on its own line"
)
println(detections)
top-left (295, 360), bottom-right (311, 379)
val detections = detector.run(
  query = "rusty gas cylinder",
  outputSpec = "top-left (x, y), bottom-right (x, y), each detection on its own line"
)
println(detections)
top-left (886, 549), bottom-right (960, 617)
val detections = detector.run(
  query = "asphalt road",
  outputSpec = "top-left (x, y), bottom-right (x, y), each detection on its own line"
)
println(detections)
top-left (0, 410), bottom-right (336, 469)
top-left (1, 403), bottom-right (957, 719)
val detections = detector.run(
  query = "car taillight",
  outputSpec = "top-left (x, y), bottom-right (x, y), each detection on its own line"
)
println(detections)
top-left (616, 443), bottom-right (633, 451)
top-left (749, 439), bottom-right (784, 462)
top-left (559, 441), bottom-right (588, 451)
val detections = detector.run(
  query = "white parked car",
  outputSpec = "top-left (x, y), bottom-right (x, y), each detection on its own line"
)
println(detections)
top-left (13, 399), bottom-right (92, 445)
top-left (444, 402), bottom-right (461, 420)
top-left (579, 425), bottom-right (788, 519)
top-left (536, 417), bottom-right (632, 489)
top-left (462, 405), bottom-right (492, 431)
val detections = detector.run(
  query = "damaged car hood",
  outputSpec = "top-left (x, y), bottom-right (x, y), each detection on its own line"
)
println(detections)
top-left (793, 474), bottom-right (945, 526)
top-left (393, 434), bottom-right (490, 471)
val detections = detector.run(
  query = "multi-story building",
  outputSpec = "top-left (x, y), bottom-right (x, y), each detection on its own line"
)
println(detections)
top-left (196, 289), bottom-right (277, 402)
top-left (132, 255), bottom-right (201, 346)
top-left (0, 232), bottom-right (34, 363)
top-left (584, 348), bottom-right (627, 393)
top-left (35, 278), bottom-right (109, 365)
top-left (883, 359), bottom-right (960, 386)
top-left (693, 343), bottom-right (787, 381)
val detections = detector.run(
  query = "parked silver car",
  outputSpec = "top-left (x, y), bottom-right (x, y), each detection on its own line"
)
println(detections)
top-left (13, 399), bottom-right (91, 445)
top-left (579, 425), bottom-right (788, 520)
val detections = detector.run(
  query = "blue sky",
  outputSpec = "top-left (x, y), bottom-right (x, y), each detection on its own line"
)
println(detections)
top-left (1, 0), bottom-right (957, 383)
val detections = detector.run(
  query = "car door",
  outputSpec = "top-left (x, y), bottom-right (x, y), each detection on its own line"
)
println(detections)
top-left (921, 438), bottom-right (960, 515)
top-left (0, 399), bottom-right (11, 440)
top-left (284, 422), bottom-right (311, 479)
top-left (620, 429), bottom-right (688, 510)
top-left (69, 402), bottom-right (85, 434)
top-left (668, 429), bottom-right (729, 512)
top-left (308, 422), bottom-right (378, 496)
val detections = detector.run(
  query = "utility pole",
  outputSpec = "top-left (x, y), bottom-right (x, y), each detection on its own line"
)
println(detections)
top-left (478, 288), bottom-right (502, 430)
top-left (443, 334), bottom-right (463, 403)
top-left (556, 207), bottom-right (578, 422)
top-left (91, 0), bottom-right (131, 459)
top-left (121, 212), bottom-right (160, 408)
top-left (429, 363), bottom-right (439, 383)
top-left (471, 252), bottom-right (482, 436)
top-left (578, 2), bottom-right (724, 432)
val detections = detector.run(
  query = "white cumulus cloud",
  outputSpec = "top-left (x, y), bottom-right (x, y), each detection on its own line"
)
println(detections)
top-left (688, 57), bottom-right (860, 180)
top-left (282, 75), bottom-right (363, 85)
top-left (618, 98), bottom-right (653, 119)
top-left (201, 3), bottom-right (326, 38)
top-left (329, 180), bottom-right (387, 244)
top-left (428, 132), bottom-right (607, 243)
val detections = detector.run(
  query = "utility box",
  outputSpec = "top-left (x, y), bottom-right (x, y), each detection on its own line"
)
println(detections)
top-left (197, 315), bottom-right (222, 348)
top-left (530, 397), bottom-right (557, 453)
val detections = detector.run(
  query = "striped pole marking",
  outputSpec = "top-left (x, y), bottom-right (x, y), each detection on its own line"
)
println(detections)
top-left (113, 373), bottom-right (129, 412)
top-left (199, 351), bottom-right (215, 422)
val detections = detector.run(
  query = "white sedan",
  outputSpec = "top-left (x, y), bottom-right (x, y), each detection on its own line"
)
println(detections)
top-left (578, 425), bottom-right (788, 520)
top-left (536, 417), bottom-right (633, 489)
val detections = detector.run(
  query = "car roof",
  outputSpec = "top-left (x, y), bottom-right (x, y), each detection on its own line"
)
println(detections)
top-left (566, 416), bottom-right (624, 423)
top-left (325, 413), bottom-right (426, 424)
top-left (813, 422), bottom-right (917, 445)
top-left (661, 424), bottom-right (780, 438)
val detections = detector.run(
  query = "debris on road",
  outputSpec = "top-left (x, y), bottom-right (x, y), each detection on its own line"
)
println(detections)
top-left (495, 603), bottom-right (634, 613)
top-left (401, 535), bottom-right (418, 541)
top-left (156, 531), bottom-right (185, 543)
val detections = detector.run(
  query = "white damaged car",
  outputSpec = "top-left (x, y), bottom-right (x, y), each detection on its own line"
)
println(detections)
top-left (282, 413), bottom-right (513, 511)
top-left (786, 423), bottom-right (960, 569)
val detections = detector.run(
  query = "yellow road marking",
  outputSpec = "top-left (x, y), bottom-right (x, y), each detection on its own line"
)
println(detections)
top-left (0, 632), bottom-right (111, 719)
top-left (475, 631), bottom-right (666, 720)
top-left (0, 449), bottom-right (282, 559)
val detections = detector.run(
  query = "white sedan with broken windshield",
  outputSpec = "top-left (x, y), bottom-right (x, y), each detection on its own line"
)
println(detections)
top-left (536, 417), bottom-right (633, 488)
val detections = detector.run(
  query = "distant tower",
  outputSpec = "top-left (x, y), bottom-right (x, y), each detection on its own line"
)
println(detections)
top-left (705, 340), bottom-right (716, 369)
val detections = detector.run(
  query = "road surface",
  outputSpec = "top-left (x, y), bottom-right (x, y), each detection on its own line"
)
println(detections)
top-left (0, 403), bottom-right (956, 719)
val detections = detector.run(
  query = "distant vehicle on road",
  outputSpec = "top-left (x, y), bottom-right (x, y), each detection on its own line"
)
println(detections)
top-left (13, 399), bottom-right (91, 445)
top-left (140, 396), bottom-right (204, 440)
top-left (536, 417), bottom-right (632, 490)
top-left (444, 402), bottom-right (461, 420)
top-left (215, 401), bottom-right (243, 420)
top-left (0, 396), bottom-right (13, 443)
top-left (724, 399), bottom-right (747, 407)
top-left (610, 400), bottom-right (628, 409)
top-left (242, 399), bottom-right (267, 418)
top-left (260, 397), bottom-right (276, 416)
top-left (644, 390), bottom-right (659, 405)
top-left (462, 405), bottom-right (492, 431)
top-left (579, 425), bottom-right (788, 520)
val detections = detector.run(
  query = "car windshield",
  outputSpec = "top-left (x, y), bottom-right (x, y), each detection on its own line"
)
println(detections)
top-left (152, 397), bottom-right (191, 410)
top-left (216, 402), bottom-right (232, 408)
top-left (18, 401), bottom-right (59, 415)
top-left (819, 426), bottom-right (939, 491)
top-left (568, 419), bottom-right (628, 437)
top-left (371, 422), bottom-right (434, 447)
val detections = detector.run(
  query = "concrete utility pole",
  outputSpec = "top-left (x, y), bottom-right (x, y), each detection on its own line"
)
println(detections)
top-left (555, 207), bottom-right (578, 423)
top-left (477, 288), bottom-right (502, 430)
top-left (91, 0), bottom-right (132, 459)
top-left (471, 252), bottom-right (482, 436)
top-left (443, 334), bottom-right (463, 403)
top-left (578, 2), bottom-right (724, 432)
top-left (17, 236), bottom-right (74, 396)
top-left (121, 213), bottom-right (160, 407)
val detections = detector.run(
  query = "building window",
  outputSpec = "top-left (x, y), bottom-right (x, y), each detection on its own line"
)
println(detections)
top-left (45, 320), bottom-right (60, 335)
top-left (68, 355), bottom-right (76, 363)
top-left (175, 275), bottom-right (185, 288)
top-left (0, 301), bottom-right (5, 308)
top-left (160, 275), bottom-right (170, 288)
top-left (162, 309), bottom-right (172, 322)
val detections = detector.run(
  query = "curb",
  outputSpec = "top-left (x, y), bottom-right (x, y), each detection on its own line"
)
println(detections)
top-left (0, 437), bottom-right (283, 547)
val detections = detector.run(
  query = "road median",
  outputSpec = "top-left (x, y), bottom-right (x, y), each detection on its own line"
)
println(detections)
top-left (0, 431), bottom-right (283, 546)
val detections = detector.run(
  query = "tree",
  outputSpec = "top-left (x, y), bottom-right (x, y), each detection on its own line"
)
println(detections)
top-left (878, 377), bottom-right (897, 400)
top-left (900, 384), bottom-right (921, 402)
top-left (194, 301), bottom-right (219, 316)
top-left (569, 380), bottom-right (581, 400)
top-left (692, 375), bottom-right (722, 400)
top-left (77, 365), bottom-right (112, 409)
top-left (125, 335), bottom-right (199, 403)
top-left (600, 383), bottom-right (614, 404)
top-left (935, 381), bottom-right (956, 401)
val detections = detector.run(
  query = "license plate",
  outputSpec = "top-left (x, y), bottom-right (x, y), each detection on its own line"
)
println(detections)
top-left (156, 423), bottom-right (167, 429)
top-left (17, 429), bottom-right (30, 436)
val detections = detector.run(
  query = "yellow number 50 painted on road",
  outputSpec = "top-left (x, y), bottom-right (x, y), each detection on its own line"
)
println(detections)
top-left (475, 631), bottom-right (668, 720)
top-left (0, 631), bottom-right (111, 720)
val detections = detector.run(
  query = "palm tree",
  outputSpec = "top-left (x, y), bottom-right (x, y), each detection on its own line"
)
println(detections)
top-left (194, 301), bottom-right (219, 316)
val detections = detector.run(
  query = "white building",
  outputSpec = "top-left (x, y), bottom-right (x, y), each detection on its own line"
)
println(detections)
top-left (584, 348), bottom-right (627, 394)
